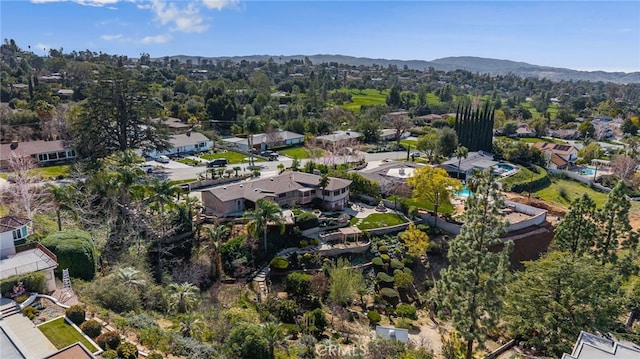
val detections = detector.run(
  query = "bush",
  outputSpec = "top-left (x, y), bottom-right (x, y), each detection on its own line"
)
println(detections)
top-left (380, 288), bottom-right (400, 304)
top-left (96, 331), bottom-right (121, 351)
top-left (372, 257), bottom-right (384, 267)
top-left (93, 279), bottom-right (141, 313)
top-left (14, 294), bottom-right (29, 303)
top-left (0, 272), bottom-right (46, 297)
top-left (286, 272), bottom-right (312, 297)
top-left (402, 257), bottom-right (415, 269)
top-left (22, 306), bottom-right (39, 319)
top-left (396, 304), bottom-right (417, 319)
top-left (80, 319), bottom-right (103, 338)
top-left (395, 318), bottom-right (413, 330)
top-left (41, 230), bottom-right (96, 280)
top-left (65, 305), bottom-right (85, 325)
top-left (269, 256), bottom-right (290, 270)
top-left (380, 254), bottom-right (390, 263)
top-left (296, 212), bottom-right (319, 230)
top-left (378, 245), bottom-right (389, 254)
top-left (376, 272), bottom-right (394, 284)
top-left (147, 353), bottom-right (164, 359)
top-left (367, 310), bottom-right (381, 325)
top-left (116, 342), bottom-right (138, 359)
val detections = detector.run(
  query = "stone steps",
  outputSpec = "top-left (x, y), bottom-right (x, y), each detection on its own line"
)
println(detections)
top-left (0, 302), bottom-right (21, 318)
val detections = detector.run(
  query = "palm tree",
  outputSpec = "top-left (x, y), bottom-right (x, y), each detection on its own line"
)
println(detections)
top-left (206, 225), bottom-right (230, 280)
top-left (48, 183), bottom-right (76, 231)
top-left (116, 266), bottom-right (146, 289)
top-left (244, 198), bottom-right (284, 254)
top-left (262, 321), bottom-right (284, 359)
top-left (168, 282), bottom-right (200, 314)
top-left (233, 166), bottom-right (242, 177)
top-left (453, 145), bottom-right (469, 180)
top-left (244, 116), bottom-right (262, 166)
top-left (318, 174), bottom-right (330, 210)
top-left (177, 314), bottom-right (204, 339)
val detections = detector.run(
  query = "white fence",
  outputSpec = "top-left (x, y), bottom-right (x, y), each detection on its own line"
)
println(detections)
top-left (548, 169), bottom-right (612, 193)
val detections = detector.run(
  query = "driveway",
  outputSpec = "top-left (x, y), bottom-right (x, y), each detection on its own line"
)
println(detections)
top-left (145, 159), bottom-right (192, 170)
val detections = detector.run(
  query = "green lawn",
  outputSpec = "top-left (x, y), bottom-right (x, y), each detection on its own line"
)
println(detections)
top-left (176, 158), bottom-right (204, 166)
top-left (399, 139), bottom-right (417, 148)
top-left (29, 164), bottom-right (71, 179)
top-left (169, 178), bottom-right (198, 186)
top-left (336, 88), bottom-right (388, 112)
top-left (351, 212), bottom-right (408, 230)
top-left (279, 147), bottom-right (326, 159)
top-left (534, 178), bottom-right (609, 207)
top-left (199, 150), bottom-right (264, 164)
top-left (0, 173), bottom-right (7, 180)
top-left (38, 317), bottom-right (98, 353)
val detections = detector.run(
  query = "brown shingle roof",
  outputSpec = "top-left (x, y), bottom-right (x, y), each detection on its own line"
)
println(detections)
top-left (550, 153), bottom-right (568, 167)
top-left (0, 216), bottom-right (30, 232)
top-left (205, 172), bottom-right (351, 202)
top-left (0, 140), bottom-right (68, 162)
top-left (534, 142), bottom-right (576, 156)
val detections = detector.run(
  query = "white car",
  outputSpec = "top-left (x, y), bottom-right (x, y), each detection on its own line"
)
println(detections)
top-left (140, 164), bottom-right (154, 173)
top-left (156, 155), bottom-right (170, 164)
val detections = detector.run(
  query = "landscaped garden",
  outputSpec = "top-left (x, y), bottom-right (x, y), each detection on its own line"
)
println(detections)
top-left (38, 317), bottom-right (99, 353)
top-left (279, 146), bottom-right (324, 159)
top-left (351, 212), bottom-right (408, 230)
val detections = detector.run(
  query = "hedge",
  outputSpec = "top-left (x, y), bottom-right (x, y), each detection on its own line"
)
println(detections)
top-left (80, 319), bottom-right (103, 338)
top-left (65, 305), bottom-right (85, 325)
top-left (0, 272), bottom-right (46, 297)
top-left (367, 310), bottom-right (381, 325)
top-left (96, 331), bottom-right (121, 351)
top-left (501, 164), bottom-right (550, 193)
top-left (41, 230), bottom-right (96, 281)
top-left (269, 256), bottom-right (290, 270)
top-left (295, 212), bottom-right (319, 230)
top-left (376, 272), bottom-right (394, 284)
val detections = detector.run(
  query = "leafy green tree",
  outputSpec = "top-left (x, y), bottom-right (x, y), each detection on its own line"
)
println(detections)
top-left (578, 120), bottom-right (595, 138)
top-left (244, 198), bottom-right (284, 254)
top-left (71, 64), bottom-right (170, 161)
top-left (399, 222), bottom-right (430, 258)
top-left (504, 252), bottom-right (622, 356)
top-left (168, 282), bottom-right (199, 314)
top-left (225, 322), bottom-right (269, 359)
top-left (578, 142), bottom-right (604, 163)
top-left (417, 131), bottom-right (439, 163)
top-left (327, 258), bottom-right (365, 306)
top-left (437, 127), bottom-right (458, 158)
top-left (41, 230), bottom-right (96, 280)
top-left (407, 166), bottom-right (461, 226)
top-left (553, 193), bottom-right (597, 256)
top-left (594, 182), bottom-right (638, 265)
top-left (386, 85), bottom-right (402, 108)
top-left (436, 170), bottom-right (512, 359)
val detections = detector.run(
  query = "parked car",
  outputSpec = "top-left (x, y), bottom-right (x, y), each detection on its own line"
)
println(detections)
top-left (207, 158), bottom-right (228, 168)
top-left (156, 155), bottom-right (170, 163)
top-left (261, 150), bottom-right (279, 161)
top-left (140, 164), bottom-right (154, 173)
top-left (410, 151), bottom-right (422, 158)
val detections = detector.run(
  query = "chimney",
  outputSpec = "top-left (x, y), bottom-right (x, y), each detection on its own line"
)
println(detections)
top-left (10, 140), bottom-right (18, 150)
top-left (186, 130), bottom-right (191, 137)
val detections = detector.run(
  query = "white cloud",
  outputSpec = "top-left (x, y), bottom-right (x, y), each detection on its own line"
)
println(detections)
top-left (149, 0), bottom-right (208, 33)
top-left (100, 34), bottom-right (123, 41)
top-left (140, 34), bottom-right (172, 44)
top-left (34, 43), bottom-right (52, 52)
top-left (31, 0), bottom-right (121, 7)
top-left (202, 0), bottom-right (238, 10)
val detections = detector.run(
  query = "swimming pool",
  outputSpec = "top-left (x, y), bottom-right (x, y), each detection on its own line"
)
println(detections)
top-left (498, 163), bottom-right (516, 172)
top-left (579, 167), bottom-right (596, 176)
top-left (455, 186), bottom-right (472, 197)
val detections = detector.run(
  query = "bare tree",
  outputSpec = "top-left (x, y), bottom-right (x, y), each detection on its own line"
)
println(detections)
top-left (391, 116), bottom-right (412, 145)
top-left (5, 152), bottom-right (50, 220)
top-left (264, 126), bottom-right (283, 149)
top-left (611, 155), bottom-right (638, 183)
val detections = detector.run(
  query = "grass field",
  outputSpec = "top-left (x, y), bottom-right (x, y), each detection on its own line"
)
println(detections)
top-left (335, 88), bottom-right (388, 112)
top-left (351, 212), bottom-right (408, 230)
top-left (30, 165), bottom-right (71, 179)
top-left (534, 178), bottom-right (609, 207)
top-left (399, 139), bottom-right (417, 148)
top-left (279, 147), bottom-right (326, 159)
top-left (38, 317), bottom-right (98, 353)
top-left (398, 196), bottom-right (455, 215)
top-left (199, 150), bottom-right (264, 164)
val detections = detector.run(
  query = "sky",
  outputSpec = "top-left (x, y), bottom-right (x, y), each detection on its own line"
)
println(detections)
top-left (1, 0), bottom-right (639, 73)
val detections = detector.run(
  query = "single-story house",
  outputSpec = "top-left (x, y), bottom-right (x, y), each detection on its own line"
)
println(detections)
top-left (144, 132), bottom-right (213, 158)
top-left (440, 151), bottom-right (498, 179)
top-left (222, 130), bottom-right (304, 152)
top-left (562, 331), bottom-right (640, 359)
top-left (375, 326), bottom-right (409, 343)
top-left (534, 142), bottom-right (578, 169)
top-left (379, 128), bottom-right (410, 142)
top-left (0, 216), bottom-right (58, 292)
top-left (549, 129), bottom-right (579, 140)
top-left (202, 172), bottom-right (351, 216)
top-left (358, 161), bottom-right (423, 196)
top-left (56, 89), bottom-right (74, 98)
top-left (516, 124), bottom-right (536, 137)
top-left (153, 117), bottom-right (191, 133)
top-left (0, 140), bottom-right (77, 170)
top-left (315, 131), bottom-right (363, 147)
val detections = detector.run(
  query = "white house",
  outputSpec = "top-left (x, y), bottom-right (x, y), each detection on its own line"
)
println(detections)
top-left (562, 331), bottom-right (640, 359)
top-left (534, 142), bottom-right (578, 170)
top-left (0, 216), bottom-right (58, 292)
top-left (145, 132), bottom-right (213, 158)
top-left (222, 130), bottom-right (304, 152)
top-left (0, 140), bottom-right (77, 170)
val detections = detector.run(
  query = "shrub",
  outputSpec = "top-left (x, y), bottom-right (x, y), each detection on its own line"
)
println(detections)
top-left (390, 259), bottom-right (404, 270)
top-left (402, 257), bottom-right (415, 269)
top-left (41, 230), bottom-right (96, 280)
top-left (380, 254), bottom-right (390, 263)
top-left (0, 272), bottom-right (46, 297)
top-left (14, 294), bottom-right (29, 303)
top-left (367, 310), bottom-right (381, 325)
top-left (380, 288), bottom-right (400, 304)
top-left (147, 353), bottom-right (164, 359)
top-left (558, 186), bottom-right (568, 199)
top-left (372, 257), bottom-right (384, 267)
top-left (296, 212), bottom-right (319, 230)
top-left (65, 305), bottom-right (85, 325)
top-left (80, 319), bottom-right (103, 338)
top-left (116, 342), bottom-right (138, 359)
top-left (22, 306), bottom-right (39, 319)
top-left (299, 239), bottom-right (308, 247)
top-left (376, 272), bottom-right (394, 284)
top-left (396, 304), bottom-right (417, 319)
top-left (96, 331), bottom-right (121, 351)
top-left (101, 349), bottom-right (118, 359)
top-left (286, 272), bottom-right (312, 297)
top-left (395, 318), bottom-right (413, 330)
top-left (93, 279), bottom-right (140, 313)
top-left (378, 245), bottom-right (389, 254)
top-left (269, 256), bottom-right (290, 270)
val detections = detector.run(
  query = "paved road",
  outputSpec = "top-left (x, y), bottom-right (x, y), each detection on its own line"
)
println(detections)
top-left (163, 151), bottom-right (410, 182)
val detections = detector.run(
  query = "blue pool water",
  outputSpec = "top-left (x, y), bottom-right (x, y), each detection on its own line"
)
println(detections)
top-left (579, 167), bottom-right (596, 175)
top-left (455, 186), bottom-right (472, 197)
top-left (498, 163), bottom-right (515, 171)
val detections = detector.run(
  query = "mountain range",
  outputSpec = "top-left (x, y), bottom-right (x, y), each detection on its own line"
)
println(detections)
top-left (168, 54), bottom-right (640, 84)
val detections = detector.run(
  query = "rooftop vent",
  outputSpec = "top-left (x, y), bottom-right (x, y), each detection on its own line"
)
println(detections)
top-left (239, 184), bottom-right (243, 188)
top-left (223, 186), bottom-right (227, 190)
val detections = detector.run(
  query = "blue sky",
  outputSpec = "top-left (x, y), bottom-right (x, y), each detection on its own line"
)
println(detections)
top-left (2, 0), bottom-right (639, 72)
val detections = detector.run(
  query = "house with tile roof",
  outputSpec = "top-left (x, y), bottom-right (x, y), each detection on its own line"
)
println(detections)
top-left (534, 142), bottom-right (578, 170)
top-left (562, 331), bottom-right (640, 359)
top-left (0, 216), bottom-right (58, 292)
top-left (202, 172), bottom-right (351, 216)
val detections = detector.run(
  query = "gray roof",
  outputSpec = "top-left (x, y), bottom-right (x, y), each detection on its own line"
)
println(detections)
top-left (358, 161), bottom-right (424, 183)
top-left (170, 132), bottom-right (210, 147)
top-left (251, 130), bottom-right (304, 144)
top-left (0, 217), bottom-right (30, 233)
top-left (154, 117), bottom-right (191, 129)
top-left (441, 151), bottom-right (497, 172)
top-left (562, 332), bottom-right (640, 359)
top-left (316, 131), bottom-right (363, 143)
top-left (205, 172), bottom-right (351, 203)
top-left (0, 140), bottom-right (70, 162)
top-left (0, 247), bottom-right (58, 280)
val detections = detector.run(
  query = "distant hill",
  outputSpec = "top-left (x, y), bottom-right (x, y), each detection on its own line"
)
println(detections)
top-left (167, 54), bottom-right (640, 84)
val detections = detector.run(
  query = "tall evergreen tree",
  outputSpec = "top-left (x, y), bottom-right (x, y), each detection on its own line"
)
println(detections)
top-left (436, 170), bottom-right (513, 359)
top-left (554, 193), bottom-right (597, 256)
top-left (594, 182), bottom-right (638, 265)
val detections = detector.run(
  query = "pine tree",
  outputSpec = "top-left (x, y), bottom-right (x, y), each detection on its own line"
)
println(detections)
top-left (436, 170), bottom-right (513, 359)
top-left (554, 193), bottom-right (597, 256)
top-left (594, 182), bottom-right (638, 265)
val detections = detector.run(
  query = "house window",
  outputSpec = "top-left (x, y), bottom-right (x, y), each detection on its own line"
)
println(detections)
top-left (58, 151), bottom-right (67, 159)
top-left (68, 150), bottom-right (76, 157)
top-left (278, 193), bottom-right (286, 198)
top-left (48, 152), bottom-right (58, 160)
top-left (38, 154), bottom-right (47, 161)
top-left (323, 190), bottom-right (330, 196)
top-left (13, 228), bottom-right (23, 240)
top-left (341, 188), bottom-right (346, 194)
top-left (311, 190), bottom-right (316, 194)
top-left (333, 190), bottom-right (340, 196)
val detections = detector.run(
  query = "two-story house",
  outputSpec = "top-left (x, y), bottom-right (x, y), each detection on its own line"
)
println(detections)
top-left (0, 216), bottom-right (58, 292)
top-left (534, 142), bottom-right (578, 170)
top-left (202, 172), bottom-right (352, 216)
